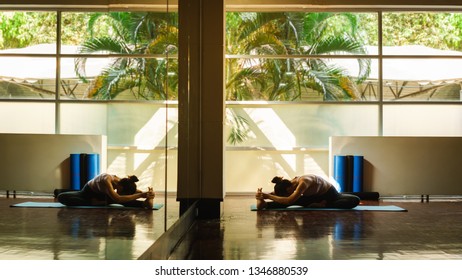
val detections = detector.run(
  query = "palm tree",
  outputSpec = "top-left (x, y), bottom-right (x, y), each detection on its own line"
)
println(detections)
top-left (226, 12), bottom-right (371, 101)
top-left (75, 12), bottom-right (178, 100)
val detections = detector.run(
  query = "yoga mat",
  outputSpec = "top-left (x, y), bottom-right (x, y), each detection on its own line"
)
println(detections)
top-left (333, 155), bottom-right (347, 192)
top-left (80, 153), bottom-right (87, 189)
top-left (70, 154), bottom-right (81, 191)
top-left (352, 155), bottom-right (364, 192)
top-left (250, 204), bottom-right (407, 212)
top-left (11, 201), bottom-right (164, 210)
top-left (86, 153), bottom-right (100, 182)
top-left (345, 155), bottom-right (353, 192)
top-left (334, 154), bottom-right (365, 193)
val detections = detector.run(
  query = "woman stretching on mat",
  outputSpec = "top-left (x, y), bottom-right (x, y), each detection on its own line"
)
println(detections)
top-left (57, 173), bottom-right (155, 209)
top-left (255, 174), bottom-right (360, 210)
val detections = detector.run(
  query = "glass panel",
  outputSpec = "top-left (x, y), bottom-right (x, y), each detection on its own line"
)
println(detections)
top-left (0, 12), bottom-right (57, 99)
top-left (0, 11), bottom-right (56, 51)
top-left (0, 102), bottom-right (55, 133)
top-left (384, 105), bottom-right (462, 136)
top-left (63, 57), bottom-right (178, 100)
top-left (225, 103), bottom-right (379, 192)
top-left (383, 12), bottom-right (462, 55)
top-left (106, 102), bottom-right (179, 227)
top-left (226, 149), bottom-right (329, 193)
top-left (0, 57), bottom-right (56, 99)
top-left (226, 103), bottom-right (379, 148)
top-left (61, 11), bottom-right (179, 100)
top-left (383, 58), bottom-right (462, 101)
top-left (61, 12), bottom-right (178, 55)
top-left (60, 12), bottom-right (111, 54)
top-left (107, 103), bottom-right (177, 147)
top-left (59, 103), bottom-right (107, 135)
top-left (226, 12), bottom-right (377, 56)
top-left (226, 58), bottom-right (377, 101)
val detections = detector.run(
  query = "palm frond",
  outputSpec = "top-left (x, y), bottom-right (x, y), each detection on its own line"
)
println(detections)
top-left (226, 110), bottom-right (251, 145)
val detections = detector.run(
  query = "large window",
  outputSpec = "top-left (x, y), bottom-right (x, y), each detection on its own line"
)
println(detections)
top-left (224, 10), bottom-right (462, 192)
top-left (225, 11), bottom-right (462, 103)
top-left (225, 12), bottom-right (376, 102)
top-left (0, 8), bottom-right (179, 255)
top-left (1, 3), bottom-right (462, 259)
top-left (0, 11), bottom-right (178, 101)
top-left (2, 8), bottom-right (462, 195)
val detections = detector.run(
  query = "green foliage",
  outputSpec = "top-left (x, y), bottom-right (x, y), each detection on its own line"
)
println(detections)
top-left (0, 12), bottom-right (56, 49)
top-left (226, 12), bottom-right (370, 101)
top-left (359, 12), bottom-right (462, 51)
top-left (75, 12), bottom-right (179, 100)
top-left (226, 110), bottom-right (251, 145)
top-left (61, 13), bottom-right (91, 45)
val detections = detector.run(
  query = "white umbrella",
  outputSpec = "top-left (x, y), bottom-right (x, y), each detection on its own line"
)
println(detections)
top-left (0, 43), bottom-right (111, 82)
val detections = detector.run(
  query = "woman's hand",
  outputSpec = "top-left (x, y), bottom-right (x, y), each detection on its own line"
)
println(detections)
top-left (140, 187), bottom-right (155, 198)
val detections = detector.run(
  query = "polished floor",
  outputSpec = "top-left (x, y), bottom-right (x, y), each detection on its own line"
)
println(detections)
top-left (1, 194), bottom-right (462, 260)
top-left (173, 196), bottom-right (462, 260)
top-left (0, 194), bottom-right (179, 260)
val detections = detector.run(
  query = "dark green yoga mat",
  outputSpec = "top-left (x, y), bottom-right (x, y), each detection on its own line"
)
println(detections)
top-left (11, 201), bottom-right (163, 210)
top-left (250, 204), bottom-right (407, 212)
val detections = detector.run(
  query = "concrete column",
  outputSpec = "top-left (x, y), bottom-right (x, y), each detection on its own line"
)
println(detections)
top-left (177, 0), bottom-right (225, 218)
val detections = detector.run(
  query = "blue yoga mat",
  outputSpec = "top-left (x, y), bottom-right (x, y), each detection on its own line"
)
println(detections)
top-left (250, 204), bottom-right (407, 212)
top-left (333, 155), bottom-right (348, 192)
top-left (11, 201), bottom-right (163, 210)
top-left (86, 153), bottom-right (100, 182)
top-left (352, 155), bottom-right (364, 192)
top-left (70, 153), bottom-right (81, 190)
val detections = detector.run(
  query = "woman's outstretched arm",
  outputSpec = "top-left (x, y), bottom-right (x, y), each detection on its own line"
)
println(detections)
top-left (102, 177), bottom-right (147, 203)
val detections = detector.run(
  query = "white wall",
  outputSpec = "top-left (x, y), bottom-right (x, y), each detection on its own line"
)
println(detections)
top-left (225, 149), bottom-right (329, 193)
top-left (329, 136), bottom-right (462, 195)
top-left (0, 133), bottom-right (106, 192)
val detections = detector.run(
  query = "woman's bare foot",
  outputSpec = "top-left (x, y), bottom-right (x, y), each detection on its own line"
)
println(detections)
top-left (143, 187), bottom-right (155, 209)
top-left (256, 198), bottom-right (267, 210)
top-left (143, 197), bottom-right (154, 209)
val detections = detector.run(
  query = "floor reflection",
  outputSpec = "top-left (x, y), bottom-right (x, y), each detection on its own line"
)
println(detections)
top-left (184, 196), bottom-right (462, 260)
top-left (56, 208), bottom-right (153, 259)
top-left (253, 210), bottom-right (368, 259)
top-left (0, 198), bottom-right (167, 260)
top-left (4, 196), bottom-right (462, 260)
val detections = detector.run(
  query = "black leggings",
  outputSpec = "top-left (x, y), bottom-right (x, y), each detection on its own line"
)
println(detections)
top-left (266, 187), bottom-right (360, 209)
top-left (57, 184), bottom-right (144, 208)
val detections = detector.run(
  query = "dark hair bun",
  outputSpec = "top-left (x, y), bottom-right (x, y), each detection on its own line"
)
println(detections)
top-left (271, 176), bottom-right (283, 184)
top-left (128, 175), bottom-right (139, 183)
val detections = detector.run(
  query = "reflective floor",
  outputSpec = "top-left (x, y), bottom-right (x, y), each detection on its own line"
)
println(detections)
top-left (2, 195), bottom-right (462, 260)
top-left (174, 196), bottom-right (462, 260)
top-left (0, 195), bottom-right (178, 260)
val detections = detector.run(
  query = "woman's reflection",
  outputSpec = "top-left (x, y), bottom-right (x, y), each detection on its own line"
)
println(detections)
top-left (256, 210), bottom-right (368, 259)
top-left (57, 208), bottom-right (154, 259)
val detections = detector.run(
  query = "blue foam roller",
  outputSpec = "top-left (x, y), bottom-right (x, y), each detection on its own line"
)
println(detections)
top-left (352, 155), bottom-right (364, 192)
top-left (86, 153), bottom-right (100, 181)
top-left (70, 154), bottom-right (81, 190)
top-left (333, 155), bottom-right (347, 192)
